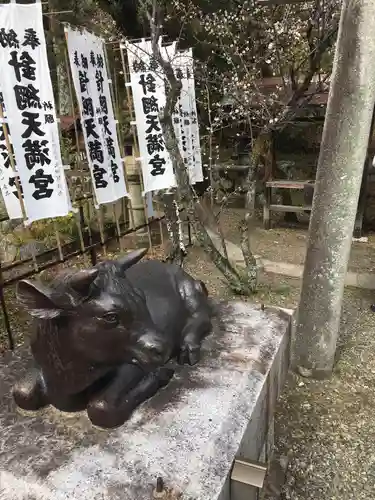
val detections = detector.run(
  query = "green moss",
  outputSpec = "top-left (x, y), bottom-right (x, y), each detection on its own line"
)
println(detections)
top-left (12, 214), bottom-right (79, 248)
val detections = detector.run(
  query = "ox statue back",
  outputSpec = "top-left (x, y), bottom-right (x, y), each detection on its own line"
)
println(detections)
top-left (13, 249), bottom-right (212, 429)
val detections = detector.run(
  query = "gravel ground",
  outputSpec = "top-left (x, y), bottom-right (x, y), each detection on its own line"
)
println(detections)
top-left (1, 241), bottom-right (375, 499)
top-left (259, 285), bottom-right (375, 500)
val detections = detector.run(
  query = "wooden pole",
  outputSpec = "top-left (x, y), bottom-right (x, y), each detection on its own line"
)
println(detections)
top-left (102, 43), bottom-right (136, 237)
top-left (119, 42), bottom-right (153, 252)
top-left (0, 105), bottom-right (38, 272)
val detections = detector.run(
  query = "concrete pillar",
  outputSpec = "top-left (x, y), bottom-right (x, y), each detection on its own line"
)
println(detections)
top-left (292, 0), bottom-right (375, 378)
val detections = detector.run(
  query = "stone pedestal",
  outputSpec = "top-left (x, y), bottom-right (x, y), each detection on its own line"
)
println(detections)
top-left (0, 302), bottom-right (291, 500)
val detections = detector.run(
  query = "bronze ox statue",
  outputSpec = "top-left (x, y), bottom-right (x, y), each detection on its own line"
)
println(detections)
top-left (13, 249), bottom-right (212, 429)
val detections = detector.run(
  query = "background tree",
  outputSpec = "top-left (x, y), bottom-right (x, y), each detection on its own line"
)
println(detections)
top-left (58, 0), bottom-right (341, 295)
top-left (46, 0), bottom-right (120, 116)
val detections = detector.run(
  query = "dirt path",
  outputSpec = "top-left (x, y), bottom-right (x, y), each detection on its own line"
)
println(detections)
top-left (220, 207), bottom-right (375, 273)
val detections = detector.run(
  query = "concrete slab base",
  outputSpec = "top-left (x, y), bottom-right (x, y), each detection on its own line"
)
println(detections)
top-left (0, 302), bottom-right (290, 500)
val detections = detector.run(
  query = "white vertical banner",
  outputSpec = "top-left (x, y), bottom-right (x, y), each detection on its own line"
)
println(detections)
top-left (65, 27), bottom-right (128, 205)
top-left (170, 50), bottom-right (193, 182)
top-left (186, 48), bottom-right (203, 184)
top-left (0, 90), bottom-right (23, 220)
top-left (0, 2), bottom-right (72, 224)
top-left (122, 40), bottom-right (176, 193)
top-left (170, 49), bottom-right (203, 184)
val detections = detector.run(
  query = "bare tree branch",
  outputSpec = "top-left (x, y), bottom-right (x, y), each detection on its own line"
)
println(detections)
top-left (143, 0), bottom-right (258, 294)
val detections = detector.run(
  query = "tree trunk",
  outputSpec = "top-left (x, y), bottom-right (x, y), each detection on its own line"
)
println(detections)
top-left (162, 191), bottom-right (186, 266)
top-left (47, 0), bottom-right (71, 117)
top-left (148, 6), bottom-right (258, 295)
top-left (292, 0), bottom-right (375, 378)
top-left (56, 51), bottom-right (71, 116)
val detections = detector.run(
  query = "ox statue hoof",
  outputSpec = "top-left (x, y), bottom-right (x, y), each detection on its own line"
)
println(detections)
top-left (87, 367), bottom-right (175, 429)
top-left (178, 344), bottom-right (201, 366)
top-left (13, 369), bottom-right (48, 411)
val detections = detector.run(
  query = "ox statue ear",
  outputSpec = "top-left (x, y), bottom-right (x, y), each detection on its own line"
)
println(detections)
top-left (17, 280), bottom-right (61, 320)
top-left (67, 269), bottom-right (99, 299)
top-left (117, 248), bottom-right (148, 272)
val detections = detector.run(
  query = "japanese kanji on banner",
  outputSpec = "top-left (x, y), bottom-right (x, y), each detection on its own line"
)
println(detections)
top-left (185, 48), bottom-right (203, 184)
top-left (122, 40), bottom-right (176, 193)
top-left (170, 48), bottom-right (203, 185)
top-left (0, 90), bottom-right (23, 220)
top-left (0, 2), bottom-right (72, 223)
top-left (66, 26), bottom-right (128, 205)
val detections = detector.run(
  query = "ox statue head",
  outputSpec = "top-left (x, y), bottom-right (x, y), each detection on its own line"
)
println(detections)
top-left (16, 249), bottom-right (172, 370)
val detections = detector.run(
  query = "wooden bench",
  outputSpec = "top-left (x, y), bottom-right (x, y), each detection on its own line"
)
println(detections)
top-left (263, 180), bottom-right (315, 229)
